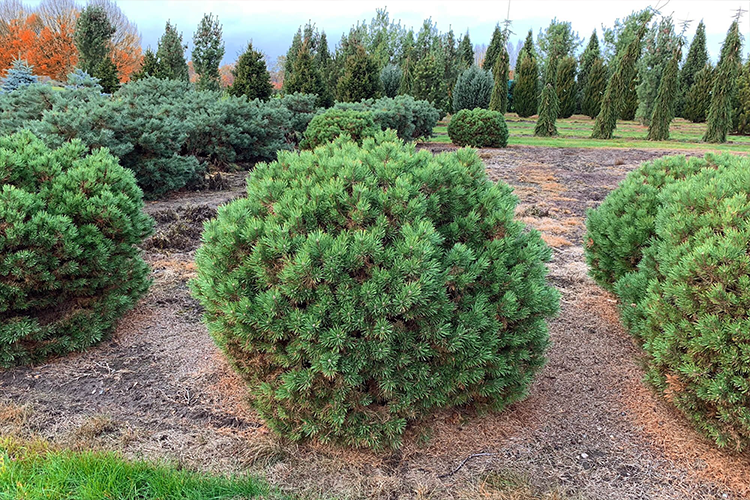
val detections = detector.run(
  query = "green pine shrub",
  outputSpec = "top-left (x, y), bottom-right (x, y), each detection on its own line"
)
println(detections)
top-left (272, 93), bottom-right (321, 147)
top-left (0, 131), bottom-right (152, 367)
top-left (614, 157), bottom-right (750, 450)
top-left (447, 108), bottom-right (509, 148)
top-left (584, 154), bottom-right (717, 291)
top-left (334, 95), bottom-right (439, 141)
top-left (191, 131), bottom-right (559, 448)
top-left (301, 109), bottom-right (380, 149)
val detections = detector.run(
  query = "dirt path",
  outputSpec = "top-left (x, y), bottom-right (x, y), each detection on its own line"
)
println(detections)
top-left (2, 147), bottom-right (749, 499)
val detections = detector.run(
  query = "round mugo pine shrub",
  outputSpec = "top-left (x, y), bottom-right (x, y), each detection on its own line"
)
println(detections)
top-left (447, 108), bottom-right (509, 148)
top-left (301, 108), bottom-right (379, 150)
top-left (614, 157), bottom-right (750, 450)
top-left (191, 131), bottom-right (559, 449)
top-left (0, 131), bottom-right (152, 367)
top-left (584, 154), bottom-right (723, 292)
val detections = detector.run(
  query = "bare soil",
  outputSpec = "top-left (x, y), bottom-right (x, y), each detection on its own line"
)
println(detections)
top-left (2, 147), bottom-right (749, 499)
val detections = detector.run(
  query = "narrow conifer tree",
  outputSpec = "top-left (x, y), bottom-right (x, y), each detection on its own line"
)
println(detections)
top-left (535, 83), bottom-right (559, 136)
top-left (458, 32), bottom-right (474, 69)
top-left (683, 64), bottom-right (713, 123)
top-left (490, 48), bottom-right (509, 113)
top-left (556, 56), bottom-right (577, 118)
top-left (96, 55), bottom-right (120, 93)
top-left (192, 13), bottom-right (225, 91)
top-left (483, 25), bottom-right (504, 70)
top-left (132, 48), bottom-right (159, 81)
top-left (285, 41), bottom-right (327, 107)
top-left (703, 20), bottom-right (743, 143)
top-left (156, 22), bottom-right (189, 81)
top-left (577, 31), bottom-right (600, 112)
top-left (582, 57), bottom-right (606, 118)
top-left (647, 47), bottom-right (681, 141)
top-left (514, 52), bottom-right (538, 117)
top-left (592, 22), bottom-right (648, 139)
top-left (735, 60), bottom-right (750, 134)
top-left (228, 42), bottom-right (273, 101)
top-left (74, 5), bottom-right (115, 76)
top-left (676, 21), bottom-right (707, 117)
top-left (514, 30), bottom-right (536, 77)
top-left (337, 43), bottom-right (381, 102)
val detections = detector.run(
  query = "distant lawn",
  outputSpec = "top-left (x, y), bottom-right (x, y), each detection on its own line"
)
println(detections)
top-left (430, 114), bottom-right (750, 153)
top-left (0, 437), bottom-right (273, 500)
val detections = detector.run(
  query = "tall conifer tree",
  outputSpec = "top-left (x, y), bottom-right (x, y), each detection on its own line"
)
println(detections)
top-left (490, 47), bottom-right (509, 113)
top-left (514, 52), bottom-right (538, 117)
top-left (483, 25), bottom-right (504, 71)
top-left (676, 21), bottom-right (707, 117)
top-left (156, 21), bottom-right (189, 81)
top-left (704, 20), bottom-right (743, 143)
top-left (647, 47), bottom-right (681, 140)
top-left (556, 56), bottom-right (577, 118)
top-left (228, 42), bottom-right (273, 100)
top-left (192, 13), bottom-right (225, 91)
top-left (535, 82), bottom-right (559, 136)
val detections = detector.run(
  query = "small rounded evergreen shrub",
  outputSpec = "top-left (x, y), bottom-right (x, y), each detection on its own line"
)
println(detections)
top-left (0, 131), bottom-right (153, 367)
top-left (301, 109), bottom-right (379, 149)
top-left (191, 131), bottom-right (559, 448)
top-left (584, 154), bottom-right (724, 291)
top-left (448, 108), bottom-right (509, 148)
top-left (615, 158), bottom-right (750, 450)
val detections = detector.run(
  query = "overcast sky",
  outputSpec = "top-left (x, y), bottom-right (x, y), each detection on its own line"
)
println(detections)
top-left (32, 0), bottom-right (750, 65)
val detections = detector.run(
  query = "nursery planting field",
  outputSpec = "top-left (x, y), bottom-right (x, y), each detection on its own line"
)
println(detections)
top-left (2, 145), bottom-right (750, 499)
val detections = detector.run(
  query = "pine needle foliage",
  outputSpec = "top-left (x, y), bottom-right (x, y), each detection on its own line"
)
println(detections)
top-left (513, 52), bottom-right (538, 118)
top-left (534, 83), bottom-right (559, 137)
top-left (334, 95), bottom-right (439, 141)
top-left (613, 156), bottom-right (750, 451)
top-left (703, 21), bottom-right (743, 143)
top-left (489, 49), bottom-right (509, 113)
top-left (301, 109), bottom-right (379, 149)
top-left (447, 108), bottom-right (508, 148)
top-left (647, 47), bottom-right (680, 141)
top-left (452, 65), bottom-right (492, 112)
top-left (380, 64), bottom-right (402, 98)
top-left (0, 131), bottom-right (152, 367)
top-left (191, 131), bottom-right (559, 449)
top-left (584, 154), bottom-right (717, 291)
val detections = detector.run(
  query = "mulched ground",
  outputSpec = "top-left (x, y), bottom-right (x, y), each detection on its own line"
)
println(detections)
top-left (2, 146), bottom-right (749, 499)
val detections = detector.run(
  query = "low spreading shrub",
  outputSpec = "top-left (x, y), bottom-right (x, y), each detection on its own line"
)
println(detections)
top-left (301, 109), bottom-right (379, 149)
top-left (584, 154), bottom-right (721, 291)
top-left (191, 131), bottom-right (559, 448)
top-left (613, 157), bottom-right (750, 450)
top-left (447, 108), bottom-right (509, 148)
top-left (334, 95), bottom-right (439, 141)
top-left (0, 131), bottom-right (152, 367)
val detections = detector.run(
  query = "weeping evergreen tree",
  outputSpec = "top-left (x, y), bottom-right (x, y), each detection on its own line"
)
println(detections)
top-left (620, 75), bottom-right (639, 121)
top-left (535, 83), bottom-right (559, 136)
top-left (514, 52), bottom-right (539, 118)
top-left (577, 31), bottom-right (600, 113)
top-left (703, 20), bottom-right (743, 143)
top-left (676, 21), bottom-right (707, 117)
top-left (592, 21), bottom-right (649, 139)
top-left (483, 25), bottom-right (504, 70)
top-left (647, 47), bottom-right (681, 141)
top-left (581, 57), bottom-right (606, 118)
top-left (458, 31), bottom-right (474, 69)
top-left (735, 60), bottom-right (750, 135)
top-left (636, 17), bottom-right (679, 126)
top-left (555, 56), bottom-right (577, 118)
top-left (683, 64), bottom-right (713, 123)
top-left (489, 48), bottom-right (509, 113)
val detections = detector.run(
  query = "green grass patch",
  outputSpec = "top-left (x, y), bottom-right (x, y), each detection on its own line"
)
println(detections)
top-left (0, 437), bottom-right (274, 500)
top-left (428, 114), bottom-right (750, 153)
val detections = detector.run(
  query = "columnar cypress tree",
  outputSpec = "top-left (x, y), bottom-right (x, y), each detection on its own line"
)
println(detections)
top-left (74, 5), bottom-right (116, 75)
top-left (96, 55), bottom-right (120, 93)
top-left (489, 48), bottom-right (509, 113)
top-left (647, 47), bottom-right (680, 141)
top-left (555, 56), bottom-right (577, 118)
top-left (483, 25), bottom-right (504, 70)
top-left (581, 57), bottom-right (606, 118)
top-left (458, 31), bottom-right (474, 69)
top-left (683, 64), bottom-right (713, 123)
top-left (703, 20), bottom-right (743, 143)
top-left (228, 42), bottom-right (273, 101)
top-left (514, 52), bottom-right (538, 117)
top-left (577, 31), bottom-right (600, 112)
top-left (132, 48), bottom-right (159, 81)
top-left (191, 13), bottom-right (225, 91)
top-left (535, 83), bottom-right (559, 136)
top-left (0, 59), bottom-right (37, 92)
top-left (592, 22), bottom-right (648, 139)
top-left (156, 22), bottom-right (189, 82)
top-left (337, 43), bottom-right (381, 102)
top-left (676, 21), bottom-right (707, 117)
